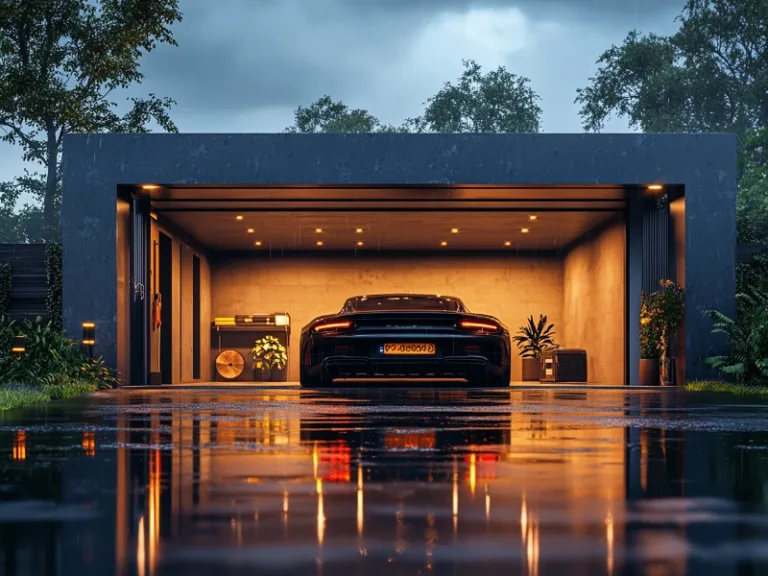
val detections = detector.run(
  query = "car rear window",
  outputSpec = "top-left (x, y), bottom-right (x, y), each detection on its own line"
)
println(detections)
top-left (350, 295), bottom-right (462, 312)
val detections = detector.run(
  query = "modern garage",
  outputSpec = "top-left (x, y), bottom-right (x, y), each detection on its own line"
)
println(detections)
top-left (60, 133), bottom-right (737, 387)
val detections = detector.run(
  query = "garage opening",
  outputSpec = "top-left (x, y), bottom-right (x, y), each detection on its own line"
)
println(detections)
top-left (115, 185), bottom-right (681, 386)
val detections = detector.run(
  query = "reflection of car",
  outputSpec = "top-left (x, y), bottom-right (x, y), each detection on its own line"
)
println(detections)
top-left (299, 294), bottom-right (511, 387)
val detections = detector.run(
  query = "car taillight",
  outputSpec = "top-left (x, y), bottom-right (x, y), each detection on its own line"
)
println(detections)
top-left (313, 320), bottom-right (353, 332)
top-left (459, 320), bottom-right (499, 332)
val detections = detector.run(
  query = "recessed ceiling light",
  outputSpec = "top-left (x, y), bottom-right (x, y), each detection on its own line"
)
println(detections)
top-left (316, 241), bottom-right (324, 246)
top-left (648, 184), bottom-right (663, 191)
top-left (254, 240), bottom-right (262, 246)
top-left (247, 228), bottom-right (254, 233)
top-left (141, 184), bottom-right (160, 190)
top-left (504, 241), bottom-right (512, 246)
top-left (528, 215), bottom-right (537, 221)
top-left (440, 241), bottom-right (448, 246)
top-left (355, 228), bottom-right (363, 234)
top-left (451, 228), bottom-right (459, 234)
top-left (315, 228), bottom-right (323, 233)
top-left (357, 241), bottom-right (364, 246)
top-left (235, 215), bottom-right (244, 221)
top-left (521, 228), bottom-right (529, 233)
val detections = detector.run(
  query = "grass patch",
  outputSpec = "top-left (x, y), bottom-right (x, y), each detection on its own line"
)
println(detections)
top-left (0, 382), bottom-right (98, 411)
top-left (685, 380), bottom-right (768, 396)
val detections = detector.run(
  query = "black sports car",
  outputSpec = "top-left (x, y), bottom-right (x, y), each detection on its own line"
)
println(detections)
top-left (298, 294), bottom-right (511, 387)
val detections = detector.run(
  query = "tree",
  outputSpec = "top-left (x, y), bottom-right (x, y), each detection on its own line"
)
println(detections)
top-left (406, 59), bottom-right (542, 133)
top-left (285, 95), bottom-right (401, 133)
top-left (575, 0), bottom-right (768, 137)
top-left (0, 0), bottom-right (183, 240)
top-left (0, 173), bottom-right (49, 243)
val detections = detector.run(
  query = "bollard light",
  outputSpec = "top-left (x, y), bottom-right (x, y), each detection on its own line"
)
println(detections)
top-left (82, 322), bottom-right (95, 345)
top-left (11, 335), bottom-right (26, 354)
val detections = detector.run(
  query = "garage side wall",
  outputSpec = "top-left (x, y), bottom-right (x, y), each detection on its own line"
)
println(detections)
top-left (562, 216), bottom-right (626, 384)
top-left (211, 253), bottom-right (564, 382)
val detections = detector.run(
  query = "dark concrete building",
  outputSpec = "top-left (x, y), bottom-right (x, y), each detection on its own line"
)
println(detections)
top-left (60, 132), bottom-right (737, 386)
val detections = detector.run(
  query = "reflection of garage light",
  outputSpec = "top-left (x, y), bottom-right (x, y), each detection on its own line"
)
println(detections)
top-left (440, 241), bottom-right (448, 246)
top-left (355, 228), bottom-right (363, 234)
top-left (357, 241), bottom-right (364, 246)
top-left (521, 228), bottom-right (529, 233)
top-left (528, 215), bottom-right (537, 221)
top-left (315, 228), bottom-right (323, 233)
top-left (247, 228), bottom-right (254, 233)
top-left (504, 241), bottom-right (511, 246)
top-left (316, 241), bottom-right (324, 246)
top-left (235, 215), bottom-right (244, 221)
top-left (451, 228), bottom-right (459, 234)
top-left (648, 184), bottom-right (663, 191)
top-left (254, 241), bottom-right (262, 246)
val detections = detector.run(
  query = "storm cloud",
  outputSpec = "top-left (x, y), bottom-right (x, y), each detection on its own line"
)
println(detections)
top-left (1, 0), bottom-right (686, 185)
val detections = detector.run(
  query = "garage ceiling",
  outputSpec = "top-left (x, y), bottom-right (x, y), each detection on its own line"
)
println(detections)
top-left (150, 186), bottom-right (626, 252)
top-left (159, 210), bottom-right (622, 252)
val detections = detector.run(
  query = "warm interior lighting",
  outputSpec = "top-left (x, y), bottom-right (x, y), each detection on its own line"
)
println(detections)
top-left (648, 184), bottom-right (663, 191)
top-left (247, 228), bottom-right (254, 233)
top-left (521, 228), bottom-right (530, 233)
top-left (528, 215), bottom-right (538, 221)
top-left (315, 228), bottom-right (323, 233)
top-left (355, 228), bottom-right (363, 233)
top-left (504, 241), bottom-right (512, 246)
top-left (440, 241), bottom-right (448, 246)
top-left (254, 241), bottom-right (262, 246)
top-left (316, 241), bottom-right (324, 246)
top-left (235, 215), bottom-right (244, 221)
top-left (314, 320), bottom-right (352, 332)
top-left (460, 320), bottom-right (498, 331)
top-left (451, 228), bottom-right (459, 234)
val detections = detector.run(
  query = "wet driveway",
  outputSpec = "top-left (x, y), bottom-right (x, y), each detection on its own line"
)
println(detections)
top-left (1, 387), bottom-right (768, 575)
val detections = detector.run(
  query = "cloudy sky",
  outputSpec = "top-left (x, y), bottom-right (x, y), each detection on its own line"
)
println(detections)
top-left (0, 0), bottom-right (685, 193)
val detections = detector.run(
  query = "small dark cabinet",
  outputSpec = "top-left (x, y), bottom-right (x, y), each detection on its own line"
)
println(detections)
top-left (539, 348), bottom-right (587, 383)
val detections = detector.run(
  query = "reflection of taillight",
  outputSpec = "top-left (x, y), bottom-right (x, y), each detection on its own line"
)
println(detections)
top-left (460, 320), bottom-right (499, 332)
top-left (314, 320), bottom-right (353, 332)
top-left (319, 442), bottom-right (351, 482)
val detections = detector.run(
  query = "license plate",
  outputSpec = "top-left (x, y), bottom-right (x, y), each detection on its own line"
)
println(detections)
top-left (382, 343), bottom-right (436, 355)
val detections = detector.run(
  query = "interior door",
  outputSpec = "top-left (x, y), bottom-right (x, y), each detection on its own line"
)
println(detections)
top-left (130, 195), bottom-right (151, 385)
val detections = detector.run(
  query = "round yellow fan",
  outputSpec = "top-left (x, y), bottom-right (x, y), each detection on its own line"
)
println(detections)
top-left (215, 350), bottom-right (245, 380)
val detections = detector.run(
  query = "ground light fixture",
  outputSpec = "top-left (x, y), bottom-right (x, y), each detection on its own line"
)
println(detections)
top-left (82, 322), bottom-right (96, 345)
top-left (11, 335), bottom-right (26, 354)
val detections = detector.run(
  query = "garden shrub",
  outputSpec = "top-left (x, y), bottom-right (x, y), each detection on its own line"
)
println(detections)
top-left (0, 262), bottom-right (11, 317)
top-left (0, 315), bottom-right (118, 390)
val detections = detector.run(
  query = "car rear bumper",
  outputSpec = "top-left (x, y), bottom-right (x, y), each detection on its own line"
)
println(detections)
top-left (313, 355), bottom-right (504, 385)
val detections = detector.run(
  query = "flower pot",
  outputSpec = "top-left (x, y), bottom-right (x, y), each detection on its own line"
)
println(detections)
top-left (522, 357), bottom-right (540, 381)
top-left (659, 357), bottom-right (676, 386)
top-left (639, 359), bottom-right (659, 386)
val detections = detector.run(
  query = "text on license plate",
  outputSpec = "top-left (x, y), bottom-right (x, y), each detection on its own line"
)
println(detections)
top-left (382, 343), bottom-right (436, 355)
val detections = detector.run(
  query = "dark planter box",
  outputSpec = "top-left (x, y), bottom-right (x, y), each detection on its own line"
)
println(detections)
top-left (522, 357), bottom-right (540, 381)
top-left (639, 359), bottom-right (659, 386)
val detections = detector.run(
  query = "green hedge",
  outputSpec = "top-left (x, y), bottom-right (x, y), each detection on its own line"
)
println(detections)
top-left (0, 262), bottom-right (10, 316)
top-left (45, 243), bottom-right (62, 330)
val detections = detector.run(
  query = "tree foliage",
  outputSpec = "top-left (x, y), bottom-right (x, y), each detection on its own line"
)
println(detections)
top-left (0, 0), bottom-right (183, 240)
top-left (575, 0), bottom-right (768, 137)
top-left (285, 95), bottom-right (400, 133)
top-left (0, 173), bottom-right (51, 243)
top-left (407, 59), bottom-right (542, 133)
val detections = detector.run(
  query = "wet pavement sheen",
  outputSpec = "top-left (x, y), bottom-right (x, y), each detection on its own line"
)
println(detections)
top-left (1, 388), bottom-right (768, 576)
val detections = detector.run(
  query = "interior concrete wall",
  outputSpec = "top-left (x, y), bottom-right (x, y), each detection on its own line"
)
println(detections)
top-left (670, 196), bottom-right (686, 385)
top-left (116, 198), bottom-right (131, 383)
top-left (150, 219), bottom-right (212, 383)
top-left (211, 253), bottom-right (565, 382)
top-left (562, 216), bottom-right (626, 384)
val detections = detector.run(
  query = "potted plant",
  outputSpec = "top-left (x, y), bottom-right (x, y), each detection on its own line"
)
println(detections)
top-left (512, 314), bottom-right (556, 381)
top-left (653, 279), bottom-right (685, 386)
top-left (639, 290), bottom-right (662, 386)
top-left (251, 334), bottom-right (288, 381)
